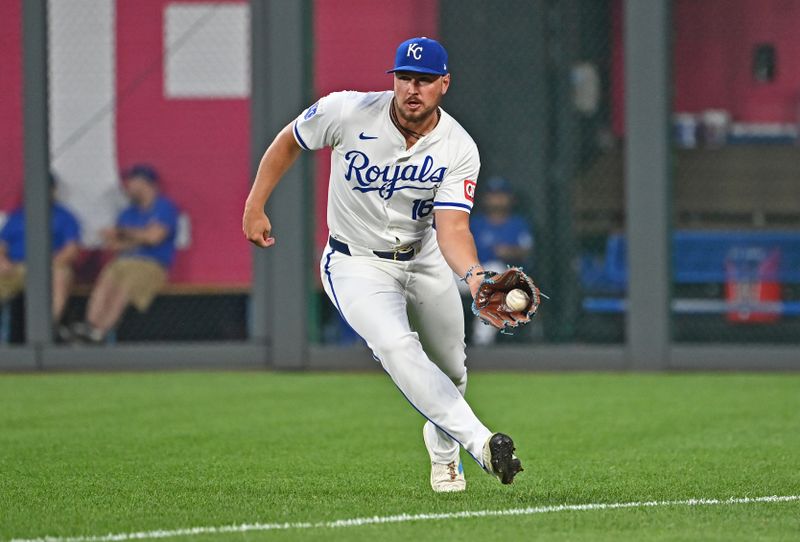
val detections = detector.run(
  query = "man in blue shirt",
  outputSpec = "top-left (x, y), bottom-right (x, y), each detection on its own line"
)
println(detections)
top-left (0, 174), bottom-right (81, 329)
top-left (73, 164), bottom-right (178, 343)
top-left (467, 176), bottom-right (533, 344)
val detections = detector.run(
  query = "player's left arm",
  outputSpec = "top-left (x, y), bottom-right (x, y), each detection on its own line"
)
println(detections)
top-left (432, 140), bottom-right (484, 295)
top-left (435, 209), bottom-right (485, 298)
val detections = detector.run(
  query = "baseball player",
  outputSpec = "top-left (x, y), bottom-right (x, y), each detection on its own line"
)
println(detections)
top-left (243, 37), bottom-right (523, 492)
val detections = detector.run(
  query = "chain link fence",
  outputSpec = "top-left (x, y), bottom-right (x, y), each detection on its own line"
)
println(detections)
top-left (1, 0), bottom-right (252, 344)
top-left (310, 0), bottom-right (621, 345)
top-left (442, 0), bottom-right (619, 345)
top-left (669, 0), bottom-right (800, 344)
top-left (7, 0), bottom-right (797, 353)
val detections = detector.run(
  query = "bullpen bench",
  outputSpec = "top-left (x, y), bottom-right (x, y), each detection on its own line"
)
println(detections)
top-left (582, 230), bottom-right (800, 317)
top-left (73, 283), bottom-right (251, 342)
top-left (1, 283), bottom-right (251, 344)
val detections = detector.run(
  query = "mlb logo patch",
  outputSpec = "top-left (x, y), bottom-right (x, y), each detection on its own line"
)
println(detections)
top-left (463, 179), bottom-right (476, 202)
top-left (303, 102), bottom-right (319, 120)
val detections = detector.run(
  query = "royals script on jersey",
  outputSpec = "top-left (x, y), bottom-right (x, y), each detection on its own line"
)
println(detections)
top-left (293, 91), bottom-right (480, 250)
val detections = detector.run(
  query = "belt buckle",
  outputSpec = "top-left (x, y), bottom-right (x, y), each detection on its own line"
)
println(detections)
top-left (392, 246), bottom-right (413, 261)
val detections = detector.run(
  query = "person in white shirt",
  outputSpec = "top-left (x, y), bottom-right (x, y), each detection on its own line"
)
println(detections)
top-left (243, 37), bottom-right (523, 492)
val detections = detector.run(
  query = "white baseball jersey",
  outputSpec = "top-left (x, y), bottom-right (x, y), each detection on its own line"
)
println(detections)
top-left (300, 89), bottom-right (494, 470)
top-left (292, 91), bottom-right (480, 250)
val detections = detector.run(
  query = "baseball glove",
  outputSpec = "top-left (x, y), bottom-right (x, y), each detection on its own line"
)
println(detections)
top-left (471, 267), bottom-right (543, 331)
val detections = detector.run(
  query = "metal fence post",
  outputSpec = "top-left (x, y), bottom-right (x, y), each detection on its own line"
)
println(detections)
top-left (250, 0), bottom-right (308, 368)
top-left (624, 0), bottom-right (671, 370)
top-left (23, 0), bottom-right (52, 361)
top-left (249, 0), bottom-right (271, 361)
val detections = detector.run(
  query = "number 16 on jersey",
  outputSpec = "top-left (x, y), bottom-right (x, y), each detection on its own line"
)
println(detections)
top-left (411, 198), bottom-right (434, 220)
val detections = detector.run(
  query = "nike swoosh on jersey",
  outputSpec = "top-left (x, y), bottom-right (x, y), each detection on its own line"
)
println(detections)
top-left (358, 132), bottom-right (379, 140)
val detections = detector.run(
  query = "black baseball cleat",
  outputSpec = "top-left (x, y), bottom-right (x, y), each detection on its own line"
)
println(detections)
top-left (482, 433), bottom-right (523, 484)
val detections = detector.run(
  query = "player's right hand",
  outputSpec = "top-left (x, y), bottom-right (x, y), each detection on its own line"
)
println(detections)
top-left (243, 207), bottom-right (276, 248)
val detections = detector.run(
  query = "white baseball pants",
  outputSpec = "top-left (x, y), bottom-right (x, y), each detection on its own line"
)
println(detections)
top-left (320, 230), bottom-right (492, 466)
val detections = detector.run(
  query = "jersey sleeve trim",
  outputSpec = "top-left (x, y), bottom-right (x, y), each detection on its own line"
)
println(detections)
top-left (434, 202), bottom-right (473, 213)
top-left (293, 120), bottom-right (311, 151)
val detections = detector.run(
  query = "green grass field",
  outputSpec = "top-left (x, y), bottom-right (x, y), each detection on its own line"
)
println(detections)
top-left (1, 371), bottom-right (799, 541)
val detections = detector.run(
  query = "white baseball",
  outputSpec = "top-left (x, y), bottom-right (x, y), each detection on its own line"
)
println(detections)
top-left (505, 289), bottom-right (530, 311)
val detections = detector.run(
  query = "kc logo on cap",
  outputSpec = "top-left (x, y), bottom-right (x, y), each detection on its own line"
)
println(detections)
top-left (407, 43), bottom-right (423, 60)
top-left (387, 37), bottom-right (448, 76)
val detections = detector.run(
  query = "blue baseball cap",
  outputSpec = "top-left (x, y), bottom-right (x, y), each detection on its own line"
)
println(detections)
top-left (387, 37), bottom-right (448, 76)
top-left (484, 176), bottom-right (513, 194)
top-left (122, 163), bottom-right (160, 184)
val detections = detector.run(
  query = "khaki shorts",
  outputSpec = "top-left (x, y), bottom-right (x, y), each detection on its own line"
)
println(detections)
top-left (0, 262), bottom-right (74, 302)
top-left (100, 257), bottom-right (167, 312)
top-left (0, 264), bottom-right (25, 302)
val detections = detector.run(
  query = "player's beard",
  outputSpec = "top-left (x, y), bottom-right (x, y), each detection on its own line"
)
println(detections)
top-left (396, 98), bottom-right (439, 125)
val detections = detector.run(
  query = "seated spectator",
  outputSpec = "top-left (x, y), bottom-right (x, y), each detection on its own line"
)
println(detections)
top-left (467, 176), bottom-right (534, 345)
top-left (72, 164), bottom-right (178, 343)
top-left (0, 173), bottom-right (81, 336)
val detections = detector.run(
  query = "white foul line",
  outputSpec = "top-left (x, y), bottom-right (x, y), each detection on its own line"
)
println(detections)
top-left (8, 495), bottom-right (799, 542)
